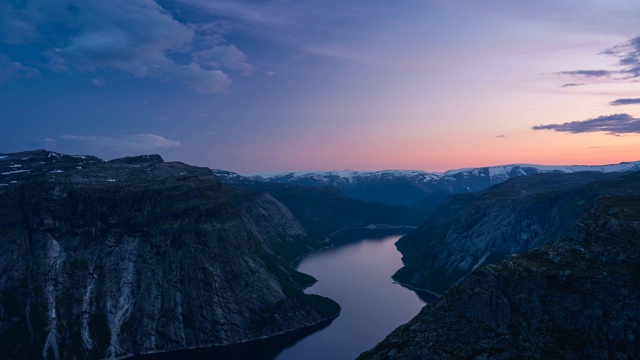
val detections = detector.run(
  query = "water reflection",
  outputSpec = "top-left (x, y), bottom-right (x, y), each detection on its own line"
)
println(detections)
top-left (276, 230), bottom-right (427, 360)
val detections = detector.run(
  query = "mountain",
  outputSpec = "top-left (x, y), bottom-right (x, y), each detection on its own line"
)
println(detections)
top-left (0, 150), bottom-right (339, 359)
top-left (214, 161), bottom-right (640, 206)
top-left (392, 170), bottom-right (640, 295)
top-left (359, 192), bottom-right (640, 359)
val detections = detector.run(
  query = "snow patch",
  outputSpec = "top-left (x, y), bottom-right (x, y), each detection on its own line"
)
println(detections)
top-left (256, 169), bottom-right (439, 182)
top-left (1, 169), bottom-right (30, 175)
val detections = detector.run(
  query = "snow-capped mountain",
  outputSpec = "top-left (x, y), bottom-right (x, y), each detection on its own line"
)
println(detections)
top-left (214, 161), bottom-right (640, 206)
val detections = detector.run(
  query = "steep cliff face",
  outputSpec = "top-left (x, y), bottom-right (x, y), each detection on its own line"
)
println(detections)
top-left (393, 171), bottom-right (640, 294)
top-left (0, 151), bottom-right (339, 359)
top-left (359, 194), bottom-right (640, 359)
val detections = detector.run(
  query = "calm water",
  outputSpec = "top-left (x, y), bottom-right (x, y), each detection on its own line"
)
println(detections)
top-left (136, 232), bottom-right (428, 360)
top-left (275, 234), bottom-right (427, 360)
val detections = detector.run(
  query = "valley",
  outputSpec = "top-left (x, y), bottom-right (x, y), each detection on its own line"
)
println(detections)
top-left (1, 150), bottom-right (639, 359)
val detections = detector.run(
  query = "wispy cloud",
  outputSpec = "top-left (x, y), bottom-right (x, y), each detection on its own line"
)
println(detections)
top-left (602, 36), bottom-right (640, 78)
top-left (0, 55), bottom-right (39, 82)
top-left (533, 113), bottom-right (640, 135)
top-left (192, 44), bottom-right (255, 75)
top-left (59, 134), bottom-right (180, 152)
top-left (556, 70), bottom-right (612, 78)
top-left (560, 83), bottom-right (583, 88)
top-left (610, 98), bottom-right (640, 106)
top-left (91, 78), bottom-right (105, 87)
top-left (558, 36), bottom-right (640, 82)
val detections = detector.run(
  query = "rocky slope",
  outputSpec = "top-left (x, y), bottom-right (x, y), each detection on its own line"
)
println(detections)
top-left (0, 150), bottom-right (339, 359)
top-left (359, 193), bottom-right (640, 359)
top-left (393, 171), bottom-right (640, 295)
top-left (214, 161), bottom-right (640, 206)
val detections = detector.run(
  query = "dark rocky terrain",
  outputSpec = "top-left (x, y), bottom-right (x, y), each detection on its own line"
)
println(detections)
top-left (392, 171), bottom-right (640, 295)
top-left (0, 150), bottom-right (340, 359)
top-left (3, 150), bottom-right (639, 359)
top-left (359, 192), bottom-right (640, 359)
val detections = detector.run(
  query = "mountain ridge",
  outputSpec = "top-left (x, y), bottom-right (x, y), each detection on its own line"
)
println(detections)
top-left (249, 160), bottom-right (640, 180)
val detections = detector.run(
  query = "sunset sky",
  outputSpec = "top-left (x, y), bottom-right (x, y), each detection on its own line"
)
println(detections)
top-left (1, 0), bottom-right (639, 174)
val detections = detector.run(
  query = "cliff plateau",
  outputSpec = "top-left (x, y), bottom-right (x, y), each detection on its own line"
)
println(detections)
top-left (0, 150), bottom-right (339, 359)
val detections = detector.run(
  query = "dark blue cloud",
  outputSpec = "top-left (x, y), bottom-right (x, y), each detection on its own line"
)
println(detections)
top-left (610, 98), bottom-right (640, 106)
top-left (556, 36), bottom-right (640, 83)
top-left (0, 55), bottom-right (39, 82)
top-left (556, 70), bottom-right (612, 78)
top-left (602, 36), bottom-right (640, 77)
top-left (0, 0), bottom-right (256, 92)
top-left (533, 114), bottom-right (640, 135)
top-left (558, 36), bottom-right (640, 82)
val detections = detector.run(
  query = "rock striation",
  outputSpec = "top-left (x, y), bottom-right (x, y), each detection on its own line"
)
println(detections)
top-left (0, 150), bottom-right (339, 359)
top-left (359, 174), bottom-right (640, 359)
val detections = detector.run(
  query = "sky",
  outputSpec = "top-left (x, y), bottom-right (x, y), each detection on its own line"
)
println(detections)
top-left (1, 0), bottom-right (640, 174)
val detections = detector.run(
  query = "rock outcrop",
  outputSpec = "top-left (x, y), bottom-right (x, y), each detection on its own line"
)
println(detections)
top-left (359, 180), bottom-right (640, 359)
top-left (0, 150), bottom-right (339, 359)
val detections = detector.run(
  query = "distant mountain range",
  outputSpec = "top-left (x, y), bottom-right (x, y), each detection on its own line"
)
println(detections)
top-left (214, 161), bottom-right (640, 206)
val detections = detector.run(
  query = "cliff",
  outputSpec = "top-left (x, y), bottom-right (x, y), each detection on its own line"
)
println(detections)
top-left (392, 171), bottom-right (640, 295)
top-left (0, 150), bottom-right (339, 359)
top-left (359, 183), bottom-right (640, 359)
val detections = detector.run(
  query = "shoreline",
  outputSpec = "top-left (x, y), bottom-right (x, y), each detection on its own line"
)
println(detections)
top-left (391, 277), bottom-right (442, 298)
top-left (123, 310), bottom-right (341, 360)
